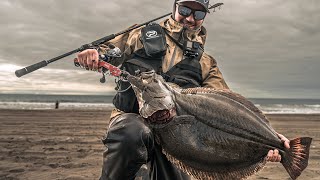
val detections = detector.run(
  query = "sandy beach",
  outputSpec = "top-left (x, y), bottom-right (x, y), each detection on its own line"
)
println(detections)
top-left (0, 109), bottom-right (319, 180)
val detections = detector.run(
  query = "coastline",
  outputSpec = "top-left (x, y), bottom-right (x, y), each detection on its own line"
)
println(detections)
top-left (0, 109), bottom-right (319, 179)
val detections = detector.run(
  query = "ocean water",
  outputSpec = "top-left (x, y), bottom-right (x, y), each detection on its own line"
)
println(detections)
top-left (0, 94), bottom-right (320, 114)
top-left (250, 98), bottom-right (320, 114)
top-left (0, 94), bottom-right (115, 110)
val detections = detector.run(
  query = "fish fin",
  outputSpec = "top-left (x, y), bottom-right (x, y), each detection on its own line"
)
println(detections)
top-left (282, 137), bottom-right (312, 180)
top-left (181, 88), bottom-right (269, 124)
top-left (163, 149), bottom-right (267, 180)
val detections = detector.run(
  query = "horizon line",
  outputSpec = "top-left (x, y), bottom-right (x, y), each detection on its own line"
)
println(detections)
top-left (1, 93), bottom-right (320, 100)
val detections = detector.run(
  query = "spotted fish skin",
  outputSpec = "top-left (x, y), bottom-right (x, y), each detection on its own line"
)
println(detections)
top-left (127, 71), bottom-right (312, 180)
top-left (155, 89), bottom-right (277, 179)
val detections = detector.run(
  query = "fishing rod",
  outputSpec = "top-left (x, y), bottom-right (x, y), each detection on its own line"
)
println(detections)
top-left (14, 13), bottom-right (171, 78)
top-left (15, 3), bottom-right (224, 78)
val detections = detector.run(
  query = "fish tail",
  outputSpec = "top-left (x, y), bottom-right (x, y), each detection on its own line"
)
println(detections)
top-left (281, 137), bottom-right (312, 180)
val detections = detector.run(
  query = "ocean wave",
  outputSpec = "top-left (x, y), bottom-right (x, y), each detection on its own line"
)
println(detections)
top-left (259, 104), bottom-right (320, 114)
top-left (305, 104), bottom-right (320, 108)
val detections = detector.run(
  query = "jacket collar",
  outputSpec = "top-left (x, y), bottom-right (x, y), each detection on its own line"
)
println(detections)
top-left (160, 16), bottom-right (207, 46)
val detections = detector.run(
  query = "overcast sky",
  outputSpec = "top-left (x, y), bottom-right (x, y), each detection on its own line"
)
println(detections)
top-left (1, 0), bottom-right (319, 98)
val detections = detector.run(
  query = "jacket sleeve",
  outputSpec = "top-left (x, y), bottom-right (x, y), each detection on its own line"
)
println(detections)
top-left (201, 54), bottom-right (229, 89)
top-left (98, 25), bottom-right (143, 66)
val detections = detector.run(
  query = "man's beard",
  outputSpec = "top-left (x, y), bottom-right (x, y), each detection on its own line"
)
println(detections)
top-left (181, 19), bottom-right (199, 30)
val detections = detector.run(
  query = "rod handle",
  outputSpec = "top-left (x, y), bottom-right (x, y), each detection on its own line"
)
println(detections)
top-left (15, 60), bottom-right (48, 77)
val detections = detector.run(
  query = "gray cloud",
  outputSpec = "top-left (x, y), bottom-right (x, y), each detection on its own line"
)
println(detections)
top-left (1, 0), bottom-right (319, 98)
top-left (205, 0), bottom-right (320, 98)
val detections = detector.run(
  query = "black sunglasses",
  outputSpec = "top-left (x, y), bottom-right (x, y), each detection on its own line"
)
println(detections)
top-left (177, 4), bottom-right (207, 20)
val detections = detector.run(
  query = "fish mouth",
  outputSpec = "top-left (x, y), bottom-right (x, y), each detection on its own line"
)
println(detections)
top-left (147, 108), bottom-right (176, 124)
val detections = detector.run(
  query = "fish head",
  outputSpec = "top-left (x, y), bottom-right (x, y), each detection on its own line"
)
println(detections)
top-left (127, 70), bottom-right (176, 124)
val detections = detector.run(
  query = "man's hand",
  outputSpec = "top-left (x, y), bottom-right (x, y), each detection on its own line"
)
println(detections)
top-left (76, 49), bottom-right (99, 71)
top-left (266, 133), bottom-right (290, 162)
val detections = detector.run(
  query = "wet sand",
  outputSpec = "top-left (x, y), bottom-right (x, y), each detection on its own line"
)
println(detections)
top-left (0, 109), bottom-right (319, 180)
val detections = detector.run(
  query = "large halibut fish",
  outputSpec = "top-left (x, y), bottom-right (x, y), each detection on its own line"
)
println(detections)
top-left (126, 71), bottom-right (312, 180)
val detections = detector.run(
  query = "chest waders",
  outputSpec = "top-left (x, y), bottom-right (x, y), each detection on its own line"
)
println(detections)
top-left (113, 49), bottom-right (203, 113)
top-left (101, 23), bottom-right (202, 180)
top-left (113, 23), bottom-right (203, 113)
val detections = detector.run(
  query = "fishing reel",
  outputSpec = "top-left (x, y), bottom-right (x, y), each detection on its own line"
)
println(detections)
top-left (98, 45), bottom-right (122, 83)
top-left (73, 44), bottom-right (128, 84)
